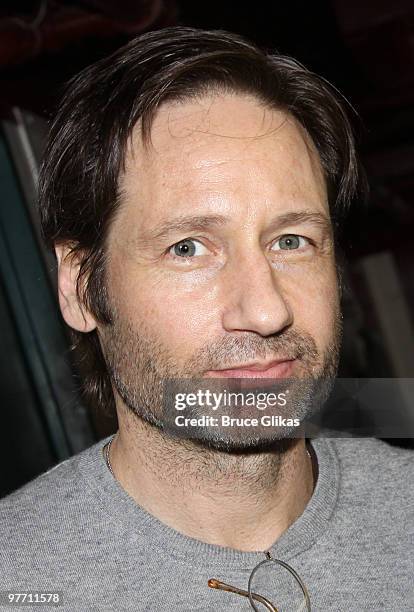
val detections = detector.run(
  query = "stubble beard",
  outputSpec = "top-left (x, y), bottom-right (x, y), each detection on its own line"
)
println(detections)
top-left (100, 299), bottom-right (343, 454)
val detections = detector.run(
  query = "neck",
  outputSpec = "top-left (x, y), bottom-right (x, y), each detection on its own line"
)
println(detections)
top-left (107, 407), bottom-right (316, 552)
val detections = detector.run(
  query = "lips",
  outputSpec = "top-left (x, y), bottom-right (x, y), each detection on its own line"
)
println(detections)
top-left (205, 359), bottom-right (296, 379)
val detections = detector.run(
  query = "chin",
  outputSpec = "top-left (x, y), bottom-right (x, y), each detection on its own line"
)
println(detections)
top-left (189, 433), bottom-right (298, 455)
top-left (169, 423), bottom-right (305, 453)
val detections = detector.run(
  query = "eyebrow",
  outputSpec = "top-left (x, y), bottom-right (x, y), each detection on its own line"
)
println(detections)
top-left (147, 214), bottom-right (228, 242)
top-left (134, 214), bottom-right (228, 249)
top-left (137, 209), bottom-right (331, 247)
top-left (265, 210), bottom-right (332, 235)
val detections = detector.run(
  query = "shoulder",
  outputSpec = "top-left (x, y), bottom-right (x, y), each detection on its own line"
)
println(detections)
top-left (328, 436), bottom-right (414, 522)
top-left (330, 436), bottom-right (414, 477)
top-left (0, 439), bottom-right (107, 545)
top-left (0, 438), bottom-right (115, 584)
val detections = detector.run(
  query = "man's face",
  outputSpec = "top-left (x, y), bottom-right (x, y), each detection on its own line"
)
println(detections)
top-left (99, 93), bottom-right (341, 447)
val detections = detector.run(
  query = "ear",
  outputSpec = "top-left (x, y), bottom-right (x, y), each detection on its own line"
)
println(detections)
top-left (55, 244), bottom-right (97, 333)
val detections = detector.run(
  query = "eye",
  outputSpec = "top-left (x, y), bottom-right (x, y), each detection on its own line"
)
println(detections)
top-left (271, 234), bottom-right (309, 251)
top-left (169, 238), bottom-right (208, 258)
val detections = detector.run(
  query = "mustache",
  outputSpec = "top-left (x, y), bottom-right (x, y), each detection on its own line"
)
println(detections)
top-left (187, 329), bottom-right (320, 373)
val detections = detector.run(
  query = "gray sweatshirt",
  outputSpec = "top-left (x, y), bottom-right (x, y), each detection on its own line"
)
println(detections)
top-left (0, 435), bottom-right (413, 611)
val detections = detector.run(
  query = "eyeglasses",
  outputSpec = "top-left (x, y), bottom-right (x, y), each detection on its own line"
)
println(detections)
top-left (208, 551), bottom-right (311, 611)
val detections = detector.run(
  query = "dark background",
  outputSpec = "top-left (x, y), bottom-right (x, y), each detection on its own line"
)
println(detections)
top-left (0, 0), bottom-right (413, 497)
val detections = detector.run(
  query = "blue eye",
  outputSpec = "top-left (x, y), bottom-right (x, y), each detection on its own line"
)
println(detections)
top-left (170, 239), bottom-right (207, 258)
top-left (272, 234), bottom-right (308, 251)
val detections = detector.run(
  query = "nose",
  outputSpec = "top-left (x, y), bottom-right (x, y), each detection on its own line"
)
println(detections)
top-left (221, 248), bottom-right (293, 337)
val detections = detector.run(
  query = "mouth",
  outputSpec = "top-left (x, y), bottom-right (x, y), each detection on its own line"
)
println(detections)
top-left (204, 358), bottom-right (297, 379)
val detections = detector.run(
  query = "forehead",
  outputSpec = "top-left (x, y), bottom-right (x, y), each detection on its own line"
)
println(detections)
top-left (117, 93), bottom-right (328, 229)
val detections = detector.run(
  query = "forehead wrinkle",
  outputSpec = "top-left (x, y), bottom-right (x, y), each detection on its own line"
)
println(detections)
top-left (124, 101), bottom-right (320, 186)
top-left (117, 97), bottom-right (329, 242)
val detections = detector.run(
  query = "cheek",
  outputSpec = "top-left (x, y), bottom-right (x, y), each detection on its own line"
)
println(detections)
top-left (282, 263), bottom-right (340, 346)
top-left (109, 264), bottom-right (222, 360)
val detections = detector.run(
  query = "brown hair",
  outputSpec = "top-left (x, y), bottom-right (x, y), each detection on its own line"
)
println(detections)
top-left (39, 26), bottom-right (366, 415)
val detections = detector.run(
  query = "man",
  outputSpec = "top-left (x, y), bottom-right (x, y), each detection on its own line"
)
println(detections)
top-left (0, 26), bottom-right (413, 611)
